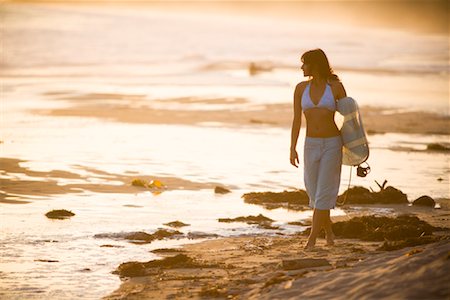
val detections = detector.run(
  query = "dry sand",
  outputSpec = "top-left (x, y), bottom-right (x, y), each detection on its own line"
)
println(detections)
top-left (104, 203), bottom-right (450, 300)
top-left (38, 92), bottom-right (450, 135)
top-left (105, 225), bottom-right (450, 299)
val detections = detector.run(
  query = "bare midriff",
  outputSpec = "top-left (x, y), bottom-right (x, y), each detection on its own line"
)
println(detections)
top-left (304, 108), bottom-right (340, 138)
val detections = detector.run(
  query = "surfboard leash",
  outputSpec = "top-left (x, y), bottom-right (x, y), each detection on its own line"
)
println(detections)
top-left (337, 166), bottom-right (353, 206)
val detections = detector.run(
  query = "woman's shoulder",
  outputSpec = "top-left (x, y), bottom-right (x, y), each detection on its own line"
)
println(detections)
top-left (295, 80), bottom-right (309, 91)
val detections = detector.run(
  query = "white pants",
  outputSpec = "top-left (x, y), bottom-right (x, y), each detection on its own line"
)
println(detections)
top-left (304, 136), bottom-right (343, 210)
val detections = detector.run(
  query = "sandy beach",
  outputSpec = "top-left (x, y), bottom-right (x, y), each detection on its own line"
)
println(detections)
top-left (105, 202), bottom-right (450, 300)
top-left (1, 2), bottom-right (448, 299)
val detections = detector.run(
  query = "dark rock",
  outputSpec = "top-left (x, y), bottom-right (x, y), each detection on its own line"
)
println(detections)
top-left (412, 195), bottom-right (436, 207)
top-left (95, 229), bottom-right (182, 244)
top-left (124, 232), bottom-right (154, 241)
top-left (218, 214), bottom-right (274, 225)
top-left (113, 254), bottom-right (219, 277)
top-left (79, 268), bottom-right (92, 272)
top-left (282, 258), bottom-right (330, 270)
top-left (242, 190), bottom-right (309, 211)
top-left (34, 259), bottom-right (59, 263)
top-left (427, 143), bottom-right (450, 152)
top-left (215, 186), bottom-right (231, 194)
top-left (164, 221), bottom-right (190, 228)
top-left (151, 248), bottom-right (185, 254)
top-left (45, 209), bottom-right (75, 219)
top-left (187, 232), bottom-right (221, 239)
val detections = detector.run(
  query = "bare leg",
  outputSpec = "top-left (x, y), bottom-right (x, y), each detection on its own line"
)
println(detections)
top-left (305, 209), bottom-right (327, 250)
top-left (324, 210), bottom-right (335, 246)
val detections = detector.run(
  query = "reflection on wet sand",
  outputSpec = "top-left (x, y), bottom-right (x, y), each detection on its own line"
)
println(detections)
top-left (0, 158), bottom-right (224, 203)
top-left (38, 92), bottom-right (450, 135)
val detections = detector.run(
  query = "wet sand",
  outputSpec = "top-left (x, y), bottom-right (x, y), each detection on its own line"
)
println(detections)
top-left (0, 158), bottom-right (224, 203)
top-left (105, 206), bottom-right (450, 300)
top-left (37, 92), bottom-right (450, 135)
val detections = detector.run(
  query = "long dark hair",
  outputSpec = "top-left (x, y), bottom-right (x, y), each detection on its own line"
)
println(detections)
top-left (301, 49), bottom-right (339, 82)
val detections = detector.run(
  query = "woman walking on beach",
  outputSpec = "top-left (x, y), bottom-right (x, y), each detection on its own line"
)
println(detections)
top-left (290, 49), bottom-right (346, 250)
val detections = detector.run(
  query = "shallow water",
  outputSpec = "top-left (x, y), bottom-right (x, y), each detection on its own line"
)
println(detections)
top-left (1, 2), bottom-right (449, 299)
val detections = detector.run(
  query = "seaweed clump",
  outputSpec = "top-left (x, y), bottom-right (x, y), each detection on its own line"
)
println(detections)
top-left (332, 215), bottom-right (436, 241)
top-left (337, 184), bottom-right (408, 205)
top-left (331, 215), bottom-right (445, 251)
top-left (218, 214), bottom-right (273, 225)
top-left (45, 209), bottom-right (75, 220)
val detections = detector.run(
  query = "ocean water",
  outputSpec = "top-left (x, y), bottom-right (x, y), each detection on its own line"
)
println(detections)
top-left (0, 2), bottom-right (449, 299)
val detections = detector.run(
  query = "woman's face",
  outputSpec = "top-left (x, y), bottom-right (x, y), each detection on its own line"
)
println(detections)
top-left (301, 62), bottom-right (311, 77)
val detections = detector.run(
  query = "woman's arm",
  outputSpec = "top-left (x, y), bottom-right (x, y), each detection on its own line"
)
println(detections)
top-left (331, 80), bottom-right (347, 100)
top-left (290, 82), bottom-right (305, 167)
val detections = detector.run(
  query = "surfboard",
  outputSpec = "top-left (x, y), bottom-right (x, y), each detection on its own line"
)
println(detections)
top-left (337, 97), bottom-right (369, 166)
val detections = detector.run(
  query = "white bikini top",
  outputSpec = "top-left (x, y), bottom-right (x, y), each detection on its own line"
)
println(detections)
top-left (301, 82), bottom-right (336, 112)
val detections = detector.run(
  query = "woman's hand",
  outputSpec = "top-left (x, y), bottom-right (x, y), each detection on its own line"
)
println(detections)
top-left (290, 149), bottom-right (299, 168)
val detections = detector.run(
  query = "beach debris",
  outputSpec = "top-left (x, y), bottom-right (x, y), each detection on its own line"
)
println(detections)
top-left (131, 178), bottom-right (147, 187)
top-left (374, 179), bottom-right (388, 191)
top-left (113, 254), bottom-right (219, 278)
top-left (164, 220), bottom-right (190, 228)
top-left (45, 209), bottom-right (75, 220)
top-left (412, 195), bottom-right (436, 207)
top-left (131, 178), bottom-right (167, 192)
top-left (242, 190), bottom-right (309, 210)
top-left (95, 228), bottom-right (182, 244)
top-left (149, 179), bottom-right (164, 189)
top-left (282, 258), bottom-right (331, 270)
top-left (426, 143), bottom-right (450, 152)
top-left (214, 186), bottom-right (231, 194)
top-left (437, 177), bottom-right (443, 181)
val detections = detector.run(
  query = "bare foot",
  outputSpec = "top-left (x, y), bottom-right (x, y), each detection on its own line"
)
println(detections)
top-left (326, 233), bottom-right (335, 247)
top-left (304, 239), bottom-right (316, 250)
